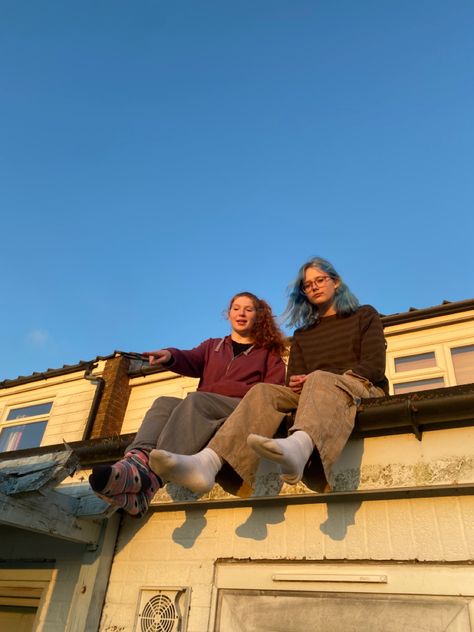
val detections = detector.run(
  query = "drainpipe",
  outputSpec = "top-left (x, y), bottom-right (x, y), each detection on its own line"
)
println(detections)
top-left (82, 362), bottom-right (105, 441)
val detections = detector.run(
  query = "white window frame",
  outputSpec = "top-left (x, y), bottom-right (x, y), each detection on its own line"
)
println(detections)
top-left (0, 399), bottom-right (54, 451)
top-left (387, 335), bottom-right (474, 394)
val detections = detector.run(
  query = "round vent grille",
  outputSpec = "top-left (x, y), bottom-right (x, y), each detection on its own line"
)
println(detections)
top-left (140, 594), bottom-right (179, 632)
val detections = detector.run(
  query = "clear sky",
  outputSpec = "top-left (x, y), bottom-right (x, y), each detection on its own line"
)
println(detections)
top-left (1, 1), bottom-right (473, 381)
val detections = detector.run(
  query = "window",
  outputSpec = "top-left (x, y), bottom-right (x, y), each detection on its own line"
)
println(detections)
top-left (213, 562), bottom-right (474, 632)
top-left (451, 345), bottom-right (474, 385)
top-left (394, 352), bottom-right (436, 373)
top-left (393, 378), bottom-right (444, 395)
top-left (215, 590), bottom-right (471, 632)
top-left (0, 402), bottom-right (52, 452)
top-left (0, 568), bottom-right (52, 632)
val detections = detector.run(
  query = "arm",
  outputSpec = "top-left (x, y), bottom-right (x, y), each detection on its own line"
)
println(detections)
top-left (286, 338), bottom-right (308, 392)
top-left (144, 340), bottom-right (210, 378)
top-left (262, 353), bottom-right (286, 386)
top-left (350, 306), bottom-right (387, 384)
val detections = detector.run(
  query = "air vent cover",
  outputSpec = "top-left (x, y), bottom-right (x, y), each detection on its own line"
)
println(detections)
top-left (135, 588), bottom-right (190, 632)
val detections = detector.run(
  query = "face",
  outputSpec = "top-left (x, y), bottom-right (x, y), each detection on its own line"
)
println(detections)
top-left (302, 267), bottom-right (340, 314)
top-left (228, 295), bottom-right (258, 338)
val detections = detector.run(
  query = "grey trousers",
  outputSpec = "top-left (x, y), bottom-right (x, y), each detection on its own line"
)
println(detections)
top-left (127, 391), bottom-right (242, 456)
top-left (209, 370), bottom-right (385, 491)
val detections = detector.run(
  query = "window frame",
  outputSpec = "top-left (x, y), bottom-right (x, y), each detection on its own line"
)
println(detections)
top-left (211, 561), bottom-right (474, 632)
top-left (387, 335), bottom-right (474, 394)
top-left (0, 399), bottom-right (54, 452)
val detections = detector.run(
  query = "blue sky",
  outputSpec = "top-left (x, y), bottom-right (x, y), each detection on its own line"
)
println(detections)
top-left (1, 1), bottom-right (473, 381)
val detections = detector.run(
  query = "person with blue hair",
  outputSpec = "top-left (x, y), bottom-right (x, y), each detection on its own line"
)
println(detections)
top-left (150, 257), bottom-right (388, 495)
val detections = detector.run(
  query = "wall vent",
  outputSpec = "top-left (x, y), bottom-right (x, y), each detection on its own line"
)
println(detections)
top-left (134, 587), bottom-right (190, 632)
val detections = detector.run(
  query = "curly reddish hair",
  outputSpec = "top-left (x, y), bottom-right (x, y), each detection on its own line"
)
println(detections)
top-left (228, 292), bottom-right (287, 355)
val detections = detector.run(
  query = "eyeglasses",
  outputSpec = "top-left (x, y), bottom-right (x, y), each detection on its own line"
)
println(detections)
top-left (301, 276), bottom-right (331, 294)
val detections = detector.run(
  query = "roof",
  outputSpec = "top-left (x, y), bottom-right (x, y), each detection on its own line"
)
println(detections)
top-left (380, 297), bottom-right (474, 326)
top-left (0, 351), bottom-right (137, 390)
top-left (1, 297), bottom-right (473, 388)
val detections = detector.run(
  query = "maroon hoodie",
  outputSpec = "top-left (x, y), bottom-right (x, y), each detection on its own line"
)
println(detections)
top-left (165, 336), bottom-right (285, 398)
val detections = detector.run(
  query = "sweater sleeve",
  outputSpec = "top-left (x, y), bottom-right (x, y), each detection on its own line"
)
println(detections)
top-left (262, 352), bottom-right (286, 386)
top-left (164, 339), bottom-right (209, 378)
top-left (350, 306), bottom-right (387, 384)
top-left (286, 337), bottom-right (307, 385)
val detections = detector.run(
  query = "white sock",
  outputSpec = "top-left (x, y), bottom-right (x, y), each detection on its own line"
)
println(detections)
top-left (247, 430), bottom-right (314, 485)
top-left (149, 447), bottom-right (222, 494)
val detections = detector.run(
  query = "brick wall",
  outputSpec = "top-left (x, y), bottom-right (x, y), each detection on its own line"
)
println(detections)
top-left (91, 355), bottom-right (131, 438)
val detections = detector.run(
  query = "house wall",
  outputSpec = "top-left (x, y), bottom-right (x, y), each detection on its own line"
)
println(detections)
top-left (100, 492), bottom-right (474, 631)
top-left (1, 306), bottom-right (473, 631)
top-left (98, 421), bottom-right (474, 631)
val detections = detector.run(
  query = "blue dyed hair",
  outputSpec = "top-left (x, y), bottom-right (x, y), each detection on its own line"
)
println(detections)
top-left (283, 257), bottom-right (360, 329)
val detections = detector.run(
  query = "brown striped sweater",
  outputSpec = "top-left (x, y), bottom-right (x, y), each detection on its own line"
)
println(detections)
top-left (287, 305), bottom-right (389, 394)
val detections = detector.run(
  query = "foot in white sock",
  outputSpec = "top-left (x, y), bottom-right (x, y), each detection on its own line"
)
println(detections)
top-left (247, 431), bottom-right (314, 485)
top-left (149, 448), bottom-right (222, 494)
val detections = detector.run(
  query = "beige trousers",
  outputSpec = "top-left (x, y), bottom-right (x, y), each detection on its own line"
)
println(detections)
top-left (209, 370), bottom-right (385, 491)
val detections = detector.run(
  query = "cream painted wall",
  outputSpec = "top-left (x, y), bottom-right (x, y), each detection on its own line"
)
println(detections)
top-left (100, 493), bottom-right (474, 632)
top-left (121, 372), bottom-right (199, 435)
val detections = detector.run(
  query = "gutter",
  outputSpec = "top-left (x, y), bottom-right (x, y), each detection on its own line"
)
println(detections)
top-left (355, 386), bottom-right (474, 440)
top-left (82, 362), bottom-right (106, 441)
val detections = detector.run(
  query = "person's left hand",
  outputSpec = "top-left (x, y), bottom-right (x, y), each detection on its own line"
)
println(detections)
top-left (142, 349), bottom-right (172, 366)
top-left (288, 374), bottom-right (307, 394)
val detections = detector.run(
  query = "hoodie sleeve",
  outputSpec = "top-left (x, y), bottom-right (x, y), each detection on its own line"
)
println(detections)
top-left (262, 352), bottom-right (286, 385)
top-left (163, 339), bottom-right (211, 378)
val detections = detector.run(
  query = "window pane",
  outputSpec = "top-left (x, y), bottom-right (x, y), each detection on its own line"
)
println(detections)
top-left (394, 352), bottom-right (436, 373)
top-left (0, 422), bottom-right (47, 452)
top-left (216, 590), bottom-right (472, 632)
top-left (7, 402), bottom-right (52, 420)
top-left (393, 377), bottom-right (445, 395)
top-left (451, 345), bottom-right (474, 385)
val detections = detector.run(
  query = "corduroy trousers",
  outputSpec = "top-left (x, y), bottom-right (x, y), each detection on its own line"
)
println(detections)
top-left (208, 370), bottom-right (385, 490)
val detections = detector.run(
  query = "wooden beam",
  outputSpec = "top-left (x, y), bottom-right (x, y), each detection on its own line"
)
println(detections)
top-left (0, 448), bottom-right (79, 495)
top-left (0, 489), bottom-right (103, 546)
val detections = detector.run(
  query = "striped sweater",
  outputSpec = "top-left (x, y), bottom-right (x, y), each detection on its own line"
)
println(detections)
top-left (287, 304), bottom-right (388, 394)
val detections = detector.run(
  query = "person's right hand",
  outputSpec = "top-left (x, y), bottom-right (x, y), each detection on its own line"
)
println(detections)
top-left (142, 349), bottom-right (172, 366)
top-left (288, 374), bottom-right (307, 394)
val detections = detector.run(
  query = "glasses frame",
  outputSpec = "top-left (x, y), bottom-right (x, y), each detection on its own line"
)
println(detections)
top-left (300, 275), bottom-right (332, 295)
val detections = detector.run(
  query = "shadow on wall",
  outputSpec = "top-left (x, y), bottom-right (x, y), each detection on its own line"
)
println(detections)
top-left (320, 437), bottom-right (365, 540)
top-left (121, 437), bottom-right (365, 548)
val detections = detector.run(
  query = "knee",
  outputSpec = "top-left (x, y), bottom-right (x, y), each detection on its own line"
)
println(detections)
top-left (304, 370), bottom-right (338, 389)
top-left (150, 396), bottom-right (175, 408)
top-left (245, 382), bottom-right (280, 403)
top-left (180, 391), bottom-right (206, 411)
top-left (182, 391), bottom-right (203, 406)
top-left (147, 396), bottom-right (179, 415)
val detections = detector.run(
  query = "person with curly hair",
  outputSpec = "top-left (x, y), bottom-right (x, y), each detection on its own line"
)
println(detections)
top-left (150, 258), bottom-right (387, 496)
top-left (89, 291), bottom-right (286, 516)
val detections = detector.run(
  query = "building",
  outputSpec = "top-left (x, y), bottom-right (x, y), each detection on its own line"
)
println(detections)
top-left (0, 299), bottom-right (473, 631)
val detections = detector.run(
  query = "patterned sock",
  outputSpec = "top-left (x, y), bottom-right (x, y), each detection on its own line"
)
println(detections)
top-left (95, 481), bottom-right (159, 518)
top-left (149, 447), bottom-right (222, 495)
top-left (247, 430), bottom-right (314, 485)
top-left (89, 449), bottom-right (161, 496)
